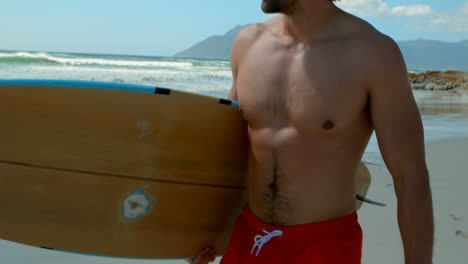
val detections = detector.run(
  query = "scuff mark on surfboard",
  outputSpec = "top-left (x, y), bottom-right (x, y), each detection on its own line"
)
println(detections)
top-left (35, 184), bottom-right (45, 193)
top-left (136, 118), bottom-right (153, 140)
top-left (122, 189), bottom-right (155, 220)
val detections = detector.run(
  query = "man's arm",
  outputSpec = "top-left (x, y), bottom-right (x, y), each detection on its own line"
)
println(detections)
top-left (366, 35), bottom-right (433, 264)
top-left (227, 25), bottom-right (244, 101)
top-left (228, 24), bottom-right (263, 101)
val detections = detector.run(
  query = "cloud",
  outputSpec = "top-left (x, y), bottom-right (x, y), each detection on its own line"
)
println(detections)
top-left (336, 0), bottom-right (435, 18)
top-left (336, 0), bottom-right (391, 17)
top-left (336, 0), bottom-right (468, 33)
top-left (391, 5), bottom-right (435, 17)
top-left (426, 2), bottom-right (468, 33)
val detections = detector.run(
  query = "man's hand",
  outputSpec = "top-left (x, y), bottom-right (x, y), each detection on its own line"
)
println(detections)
top-left (185, 248), bottom-right (216, 264)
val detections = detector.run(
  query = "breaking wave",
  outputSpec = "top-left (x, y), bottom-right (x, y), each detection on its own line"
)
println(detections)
top-left (0, 51), bottom-right (194, 69)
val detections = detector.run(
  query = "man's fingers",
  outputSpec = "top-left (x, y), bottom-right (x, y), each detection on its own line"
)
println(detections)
top-left (186, 248), bottom-right (216, 264)
top-left (206, 248), bottom-right (216, 262)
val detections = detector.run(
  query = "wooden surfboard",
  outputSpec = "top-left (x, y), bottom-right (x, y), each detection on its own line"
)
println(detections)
top-left (0, 80), bottom-right (376, 259)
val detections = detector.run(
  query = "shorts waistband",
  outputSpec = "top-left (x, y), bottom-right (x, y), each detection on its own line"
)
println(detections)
top-left (241, 204), bottom-right (359, 239)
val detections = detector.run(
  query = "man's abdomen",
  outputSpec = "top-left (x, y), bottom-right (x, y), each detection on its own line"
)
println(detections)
top-left (245, 126), bottom-right (369, 226)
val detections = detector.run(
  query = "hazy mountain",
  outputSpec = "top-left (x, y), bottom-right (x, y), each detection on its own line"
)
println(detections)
top-left (398, 39), bottom-right (468, 71)
top-left (175, 25), bottom-right (468, 71)
top-left (174, 25), bottom-right (246, 60)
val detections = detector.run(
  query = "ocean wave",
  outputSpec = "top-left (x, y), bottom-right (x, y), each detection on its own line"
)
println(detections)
top-left (0, 51), bottom-right (194, 69)
top-left (0, 52), bottom-right (56, 64)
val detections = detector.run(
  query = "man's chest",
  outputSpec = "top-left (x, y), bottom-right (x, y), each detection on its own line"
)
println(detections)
top-left (236, 43), bottom-right (369, 132)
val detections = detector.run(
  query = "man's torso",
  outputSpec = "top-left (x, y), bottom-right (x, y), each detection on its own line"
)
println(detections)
top-left (235, 13), bottom-right (380, 225)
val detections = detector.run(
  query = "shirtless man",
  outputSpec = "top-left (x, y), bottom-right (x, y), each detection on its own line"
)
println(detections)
top-left (189, 0), bottom-right (433, 263)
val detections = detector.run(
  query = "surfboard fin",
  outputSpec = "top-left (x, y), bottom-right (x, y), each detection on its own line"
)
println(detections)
top-left (356, 194), bottom-right (386, 207)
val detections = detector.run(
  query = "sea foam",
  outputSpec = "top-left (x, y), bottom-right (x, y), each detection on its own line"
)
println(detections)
top-left (0, 51), bottom-right (194, 69)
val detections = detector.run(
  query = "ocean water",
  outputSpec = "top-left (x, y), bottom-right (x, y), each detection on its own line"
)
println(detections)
top-left (0, 50), bottom-right (233, 98)
top-left (0, 50), bottom-right (467, 263)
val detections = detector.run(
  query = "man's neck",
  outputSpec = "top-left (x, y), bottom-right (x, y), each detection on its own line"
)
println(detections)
top-left (281, 1), bottom-right (340, 41)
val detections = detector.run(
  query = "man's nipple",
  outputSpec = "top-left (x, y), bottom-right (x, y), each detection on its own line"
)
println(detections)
top-left (322, 120), bottom-right (335, 130)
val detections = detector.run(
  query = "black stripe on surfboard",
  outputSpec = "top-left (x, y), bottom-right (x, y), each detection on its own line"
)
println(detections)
top-left (219, 99), bottom-right (232, 106)
top-left (356, 194), bottom-right (386, 207)
top-left (154, 87), bottom-right (171, 95)
top-left (41, 246), bottom-right (54, 250)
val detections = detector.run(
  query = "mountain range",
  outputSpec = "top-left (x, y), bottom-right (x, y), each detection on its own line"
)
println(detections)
top-left (175, 25), bottom-right (468, 71)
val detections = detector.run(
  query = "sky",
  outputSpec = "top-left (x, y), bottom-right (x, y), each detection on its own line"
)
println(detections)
top-left (1, 0), bottom-right (467, 56)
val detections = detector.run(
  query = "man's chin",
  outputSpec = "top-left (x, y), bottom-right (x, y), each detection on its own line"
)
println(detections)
top-left (261, 0), bottom-right (279, 14)
top-left (262, 9), bottom-right (277, 14)
top-left (262, 7), bottom-right (279, 14)
top-left (261, 0), bottom-right (295, 14)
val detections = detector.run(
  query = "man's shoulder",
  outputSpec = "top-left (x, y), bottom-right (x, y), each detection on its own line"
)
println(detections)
top-left (357, 29), bottom-right (405, 74)
top-left (234, 23), bottom-right (267, 47)
top-left (231, 23), bottom-right (268, 65)
top-left (351, 25), bottom-right (408, 93)
top-left (345, 15), bottom-right (401, 64)
top-left (336, 11), bottom-right (397, 51)
top-left (340, 16), bottom-right (404, 73)
top-left (337, 13), bottom-right (407, 88)
top-left (360, 30), bottom-right (400, 58)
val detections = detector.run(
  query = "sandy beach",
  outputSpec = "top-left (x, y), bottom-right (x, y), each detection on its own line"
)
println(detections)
top-left (359, 138), bottom-right (468, 264)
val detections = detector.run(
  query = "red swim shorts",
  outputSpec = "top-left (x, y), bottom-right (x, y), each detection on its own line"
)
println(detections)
top-left (220, 205), bottom-right (362, 264)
